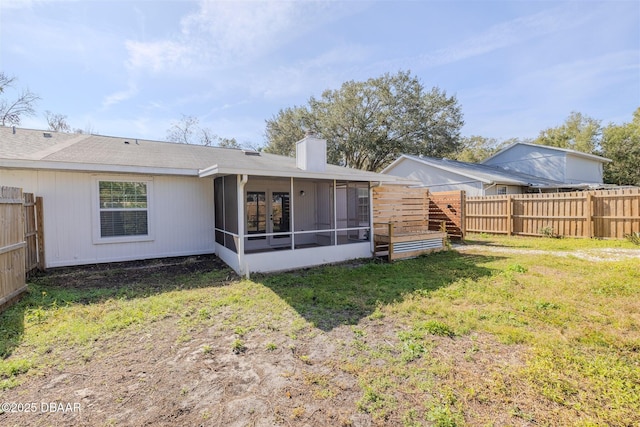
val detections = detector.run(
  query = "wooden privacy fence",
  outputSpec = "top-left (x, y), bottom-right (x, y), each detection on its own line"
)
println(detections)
top-left (373, 185), bottom-right (446, 261)
top-left (466, 188), bottom-right (640, 239)
top-left (1, 187), bottom-right (27, 311)
top-left (0, 187), bottom-right (44, 312)
top-left (428, 190), bottom-right (466, 239)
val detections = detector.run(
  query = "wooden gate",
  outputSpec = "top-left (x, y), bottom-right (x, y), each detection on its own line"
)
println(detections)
top-left (23, 193), bottom-right (44, 275)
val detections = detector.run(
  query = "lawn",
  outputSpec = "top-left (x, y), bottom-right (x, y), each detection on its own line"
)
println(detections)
top-left (1, 236), bottom-right (639, 426)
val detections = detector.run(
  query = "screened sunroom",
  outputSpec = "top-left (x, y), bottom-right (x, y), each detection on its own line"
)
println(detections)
top-left (198, 134), bottom-right (414, 275)
top-left (211, 174), bottom-right (373, 275)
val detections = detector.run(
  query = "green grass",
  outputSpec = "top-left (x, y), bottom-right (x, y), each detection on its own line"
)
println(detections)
top-left (1, 237), bottom-right (638, 425)
top-left (467, 232), bottom-right (639, 251)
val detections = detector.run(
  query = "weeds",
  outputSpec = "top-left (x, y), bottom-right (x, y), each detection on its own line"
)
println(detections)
top-left (625, 231), bottom-right (640, 245)
top-left (231, 339), bottom-right (246, 354)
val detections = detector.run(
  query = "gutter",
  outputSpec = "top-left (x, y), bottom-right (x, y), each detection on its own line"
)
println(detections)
top-left (0, 159), bottom-right (199, 177)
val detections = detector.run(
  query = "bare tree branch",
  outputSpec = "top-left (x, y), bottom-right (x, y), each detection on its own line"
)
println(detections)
top-left (45, 110), bottom-right (72, 132)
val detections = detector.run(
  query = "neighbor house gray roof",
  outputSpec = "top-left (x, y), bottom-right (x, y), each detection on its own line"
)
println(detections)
top-left (0, 127), bottom-right (412, 183)
top-left (386, 154), bottom-right (582, 189)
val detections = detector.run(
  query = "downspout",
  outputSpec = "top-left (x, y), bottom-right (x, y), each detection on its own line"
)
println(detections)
top-left (237, 174), bottom-right (249, 278)
top-left (290, 177), bottom-right (295, 250)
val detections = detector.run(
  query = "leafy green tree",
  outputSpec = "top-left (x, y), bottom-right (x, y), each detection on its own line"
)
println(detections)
top-left (454, 136), bottom-right (516, 163)
top-left (263, 106), bottom-right (309, 157)
top-left (0, 72), bottom-right (40, 126)
top-left (264, 71), bottom-right (464, 171)
top-left (534, 111), bottom-right (601, 154)
top-left (601, 108), bottom-right (640, 186)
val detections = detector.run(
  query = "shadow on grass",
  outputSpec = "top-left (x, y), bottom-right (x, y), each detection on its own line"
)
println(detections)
top-left (0, 255), bottom-right (234, 359)
top-left (259, 250), bottom-right (502, 332)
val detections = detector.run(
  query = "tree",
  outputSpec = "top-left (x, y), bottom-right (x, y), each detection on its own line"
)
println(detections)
top-left (264, 106), bottom-right (310, 157)
top-left (217, 137), bottom-right (241, 149)
top-left (166, 114), bottom-right (239, 148)
top-left (166, 114), bottom-right (200, 144)
top-left (44, 111), bottom-right (72, 132)
top-left (601, 108), bottom-right (640, 186)
top-left (534, 111), bottom-right (601, 154)
top-left (264, 71), bottom-right (464, 171)
top-left (454, 136), bottom-right (506, 163)
top-left (0, 72), bottom-right (40, 126)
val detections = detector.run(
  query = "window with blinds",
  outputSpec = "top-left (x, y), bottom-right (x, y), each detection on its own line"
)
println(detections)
top-left (98, 181), bottom-right (148, 237)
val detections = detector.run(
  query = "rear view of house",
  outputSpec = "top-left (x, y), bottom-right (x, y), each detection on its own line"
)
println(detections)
top-left (0, 127), bottom-right (411, 275)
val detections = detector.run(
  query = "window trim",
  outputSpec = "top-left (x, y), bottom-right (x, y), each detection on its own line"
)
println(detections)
top-left (92, 176), bottom-right (155, 244)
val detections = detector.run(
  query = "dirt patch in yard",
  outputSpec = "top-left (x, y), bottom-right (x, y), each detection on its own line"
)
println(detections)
top-left (454, 244), bottom-right (640, 262)
top-left (1, 255), bottom-right (567, 426)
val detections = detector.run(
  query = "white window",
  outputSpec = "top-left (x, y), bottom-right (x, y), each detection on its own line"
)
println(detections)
top-left (93, 177), bottom-right (154, 243)
top-left (497, 186), bottom-right (508, 195)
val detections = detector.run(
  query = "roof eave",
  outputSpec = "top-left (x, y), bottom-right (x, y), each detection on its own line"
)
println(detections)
top-left (199, 165), bottom-right (418, 184)
top-left (0, 159), bottom-right (199, 176)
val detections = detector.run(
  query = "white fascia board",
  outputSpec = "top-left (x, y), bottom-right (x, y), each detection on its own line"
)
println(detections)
top-left (0, 159), bottom-right (199, 176)
top-left (199, 164), bottom-right (417, 184)
top-left (380, 155), bottom-right (408, 174)
top-left (566, 152), bottom-right (612, 163)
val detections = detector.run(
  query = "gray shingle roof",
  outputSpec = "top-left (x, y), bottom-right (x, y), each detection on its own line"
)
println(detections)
top-left (0, 126), bottom-right (409, 183)
top-left (400, 154), bottom-right (570, 188)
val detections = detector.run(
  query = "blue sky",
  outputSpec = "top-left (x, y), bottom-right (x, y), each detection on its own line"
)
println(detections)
top-left (1, 0), bottom-right (638, 148)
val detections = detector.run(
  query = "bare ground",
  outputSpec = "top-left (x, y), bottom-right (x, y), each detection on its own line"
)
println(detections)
top-left (0, 253), bottom-right (584, 426)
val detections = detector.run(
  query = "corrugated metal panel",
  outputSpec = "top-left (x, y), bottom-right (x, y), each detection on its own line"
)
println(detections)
top-left (392, 237), bottom-right (443, 253)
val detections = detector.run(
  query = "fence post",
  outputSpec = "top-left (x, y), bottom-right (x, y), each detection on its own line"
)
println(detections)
top-left (388, 222), bottom-right (394, 261)
top-left (585, 191), bottom-right (595, 239)
top-left (460, 190), bottom-right (466, 239)
top-left (506, 195), bottom-right (513, 235)
top-left (36, 197), bottom-right (45, 270)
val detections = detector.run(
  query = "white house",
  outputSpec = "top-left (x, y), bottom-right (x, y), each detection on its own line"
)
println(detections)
top-left (0, 127), bottom-right (413, 275)
top-left (382, 143), bottom-right (612, 197)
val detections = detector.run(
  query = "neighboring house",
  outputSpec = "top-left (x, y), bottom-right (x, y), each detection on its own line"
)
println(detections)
top-left (482, 142), bottom-right (611, 185)
top-left (382, 155), bottom-right (568, 196)
top-left (0, 127), bottom-right (411, 275)
top-left (382, 143), bottom-right (612, 197)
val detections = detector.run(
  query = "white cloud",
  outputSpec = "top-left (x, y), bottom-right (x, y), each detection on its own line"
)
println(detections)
top-left (460, 50), bottom-right (640, 139)
top-left (123, 0), bottom-right (361, 74)
top-left (125, 39), bottom-right (194, 73)
top-left (102, 81), bottom-right (139, 109)
top-left (419, 4), bottom-right (597, 68)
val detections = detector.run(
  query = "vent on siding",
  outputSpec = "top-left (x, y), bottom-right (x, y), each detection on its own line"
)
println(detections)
top-left (243, 150), bottom-right (260, 156)
top-left (43, 132), bottom-right (52, 138)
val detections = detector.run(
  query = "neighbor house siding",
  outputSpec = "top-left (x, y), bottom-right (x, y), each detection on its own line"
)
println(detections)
top-left (484, 184), bottom-right (522, 196)
top-left (0, 169), bottom-right (214, 268)
top-left (384, 159), bottom-right (484, 196)
top-left (483, 144), bottom-right (567, 182)
top-left (565, 154), bottom-right (603, 183)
